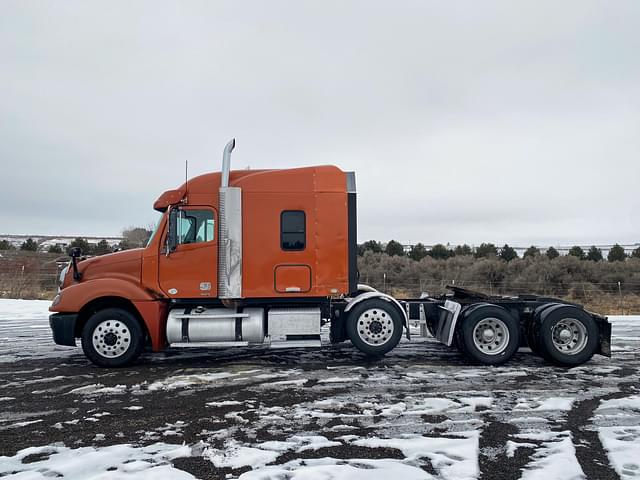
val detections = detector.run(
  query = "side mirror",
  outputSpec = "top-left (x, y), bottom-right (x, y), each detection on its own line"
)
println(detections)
top-left (68, 247), bottom-right (82, 280)
top-left (166, 207), bottom-right (179, 255)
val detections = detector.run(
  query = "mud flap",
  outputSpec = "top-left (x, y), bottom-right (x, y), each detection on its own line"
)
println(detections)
top-left (599, 318), bottom-right (612, 357)
top-left (435, 300), bottom-right (462, 346)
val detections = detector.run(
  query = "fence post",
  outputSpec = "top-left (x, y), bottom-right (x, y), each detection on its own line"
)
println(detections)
top-left (618, 281), bottom-right (624, 315)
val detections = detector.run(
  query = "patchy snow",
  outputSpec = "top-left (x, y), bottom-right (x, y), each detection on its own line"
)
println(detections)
top-left (596, 395), bottom-right (640, 413)
top-left (206, 400), bottom-right (243, 407)
top-left (237, 457), bottom-right (433, 479)
top-left (599, 426), bottom-right (640, 479)
top-left (147, 371), bottom-right (238, 391)
top-left (68, 383), bottom-right (127, 395)
top-left (317, 376), bottom-right (361, 384)
top-left (290, 435), bottom-right (342, 452)
top-left (1, 300), bottom-right (640, 479)
top-left (353, 432), bottom-right (479, 479)
top-left (534, 397), bottom-right (575, 411)
top-left (505, 440), bottom-right (537, 458)
top-left (458, 396), bottom-right (493, 412)
top-left (515, 397), bottom-right (575, 412)
top-left (0, 442), bottom-right (194, 479)
top-left (520, 432), bottom-right (584, 480)
top-left (205, 440), bottom-right (280, 469)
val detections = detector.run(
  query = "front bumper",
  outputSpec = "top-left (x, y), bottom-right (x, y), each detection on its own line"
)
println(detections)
top-left (49, 313), bottom-right (78, 346)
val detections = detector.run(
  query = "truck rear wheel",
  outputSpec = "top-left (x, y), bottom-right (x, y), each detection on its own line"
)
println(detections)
top-left (456, 306), bottom-right (520, 365)
top-left (346, 299), bottom-right (403, 356)
top-left (527, 303), bottom-right (559, 355)
top-left (536, 306), bottom-right (598, 366)
top-left (81, 308), bottom-right (144, 367)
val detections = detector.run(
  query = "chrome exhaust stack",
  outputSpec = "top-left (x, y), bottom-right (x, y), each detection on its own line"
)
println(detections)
top-left (218, 138), bottom-right (243, 299)
top-left (221, 138), bottom-right (235, 188)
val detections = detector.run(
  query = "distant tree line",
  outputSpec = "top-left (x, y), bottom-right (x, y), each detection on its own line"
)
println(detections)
top-left (357, 250), bottom-right (640, 300)
top-left (358, 240), bottom-right (640, 263)
top-left (0, 227), bottom-right (153, 256)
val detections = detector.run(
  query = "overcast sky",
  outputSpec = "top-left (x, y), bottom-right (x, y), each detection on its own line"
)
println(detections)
top-left (1, 1), bottom-right (638, 246)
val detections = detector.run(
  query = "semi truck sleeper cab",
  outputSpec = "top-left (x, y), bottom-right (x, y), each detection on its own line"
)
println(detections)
top-left (49, 139), bottom-right (611, 368)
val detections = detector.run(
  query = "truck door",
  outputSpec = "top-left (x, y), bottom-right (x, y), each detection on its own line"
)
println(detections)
top-left (158, 206), bottom-right (218, 299)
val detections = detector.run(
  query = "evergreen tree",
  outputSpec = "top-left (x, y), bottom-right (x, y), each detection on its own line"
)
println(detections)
top-left (453, 244), bottom-right (472, 256)
top-left (428, 244), bottom-right (451, 260)
top-left (631, 246), bottom-right (640, 259)
top-left (408, 243), bottom-right (428, 261)
top-left (94, 239), bottom-right (112, 256)
top-left (499, 244), bottom-right (518, 262)
top-left (68, 237), bottom-right (92, 255)
top-left (385, 240), bottom-right (405, 257)
top-left (122, 227), bottom-right (153, 248)
top-left (474, 243), bottom-right (498, 258)
top-left (607, 244), bottom-right (627, 262)
top-left (47, 244), bottom-right (63, 254)
top-left (546, 246), bottom-right (560, 259)
top-left (20, 238), bottom-right (38, 251)
top-left (568, 246), bottom-right (585, 260)
top-left (523, 246), bottom-right (540, 259)
top-left (586, 246), bottom-right (603, 262)
top-left (361, 240), bottom-right (383, 254)
top-left (0, 240), bottom-right (15, 250)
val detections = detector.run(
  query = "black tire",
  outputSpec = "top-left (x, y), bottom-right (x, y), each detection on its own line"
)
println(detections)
top-left (346, 299), bottom-right (404, 356)
top-left (81, 308), bottom-right (144, 367)
top-left (535, 306), bottom-right (598, 367)
top-left (527, 303), bottom-right (559, 355)
top-left (456, 305), bottom-right (520, 365)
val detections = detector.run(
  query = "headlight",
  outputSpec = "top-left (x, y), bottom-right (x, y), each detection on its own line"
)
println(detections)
top-left (52, 293), bottom-right (62, 307)
top-left (58, 263), bottom-right (70, 289)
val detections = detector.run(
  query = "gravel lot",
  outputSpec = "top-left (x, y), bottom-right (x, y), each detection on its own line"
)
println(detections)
top-left (1, 299), bottom-right (639, 479)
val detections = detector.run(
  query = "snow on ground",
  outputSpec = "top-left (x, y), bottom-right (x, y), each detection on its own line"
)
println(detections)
top-left (237, 457), bottom-right (434, 480)
top-left (0, 442), bottom-right (195, 479)
top-left (0, 299), bottom-right (639, 479)
top-left (0, 299), bottom-right (75, 363)
top-left (598, 426), bottom-right (640, 479)
top-left (519, 432), bottom-right (584, 480)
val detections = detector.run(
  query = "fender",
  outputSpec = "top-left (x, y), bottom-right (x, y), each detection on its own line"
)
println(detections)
top-left (436, 302), bottom-right (512, 347)
top-left (345, 291), bottom-right (410, 339)
top-left (356, 283), bottom-right (378, 293)
top-left (50, 278), bottom-right (160, 314)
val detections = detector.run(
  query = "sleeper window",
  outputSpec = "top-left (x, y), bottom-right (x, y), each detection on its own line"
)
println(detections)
top-left (281, 211), bottom-right (305, 251)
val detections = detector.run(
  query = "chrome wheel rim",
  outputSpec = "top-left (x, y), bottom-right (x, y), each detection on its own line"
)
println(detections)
top-left (92, 320), bottom-right (131, 358)
top-left (472, 317), bottom-right (510, 355)
top-left (357, 308), bottom-right (394, 346)
top-left (551, 318), bottom-right (588, 355)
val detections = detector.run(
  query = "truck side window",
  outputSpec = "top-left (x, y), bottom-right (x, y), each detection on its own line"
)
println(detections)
top-left (176, 209), bottom-right (215, 245)
top-left (281, 210), bottom-right (305, 250)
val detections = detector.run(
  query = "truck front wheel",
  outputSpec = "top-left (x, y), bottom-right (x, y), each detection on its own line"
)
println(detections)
top-left (81, 308), bottom-right (144, 367)
top-left (346, 299), bottom-right (403, 356)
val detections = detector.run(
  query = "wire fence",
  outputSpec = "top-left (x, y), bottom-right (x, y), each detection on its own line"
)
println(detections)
top-left (1, 251), bottom-right (639, 314)
top-left (358, 277), bottom-right (640, 315)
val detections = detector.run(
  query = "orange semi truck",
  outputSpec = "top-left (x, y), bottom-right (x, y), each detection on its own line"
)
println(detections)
top-left (49, 140), bottom-right (611, 367)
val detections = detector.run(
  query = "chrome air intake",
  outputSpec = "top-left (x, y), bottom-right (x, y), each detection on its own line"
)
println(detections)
top-left (218, 138), bottom-right (243, 299)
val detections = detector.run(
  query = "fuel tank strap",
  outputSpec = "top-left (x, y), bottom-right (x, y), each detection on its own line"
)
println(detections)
top-left (235, 307), bottom-right (243, 341)
top-left (181, 308), bottom-right (192, 342)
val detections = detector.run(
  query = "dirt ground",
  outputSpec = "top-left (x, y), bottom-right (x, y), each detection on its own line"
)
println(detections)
top-left (0, 302), bottom-right (639, 479)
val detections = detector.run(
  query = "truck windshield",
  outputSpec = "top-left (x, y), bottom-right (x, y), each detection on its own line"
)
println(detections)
top-left (146, 214), bottom-right (163, 247)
